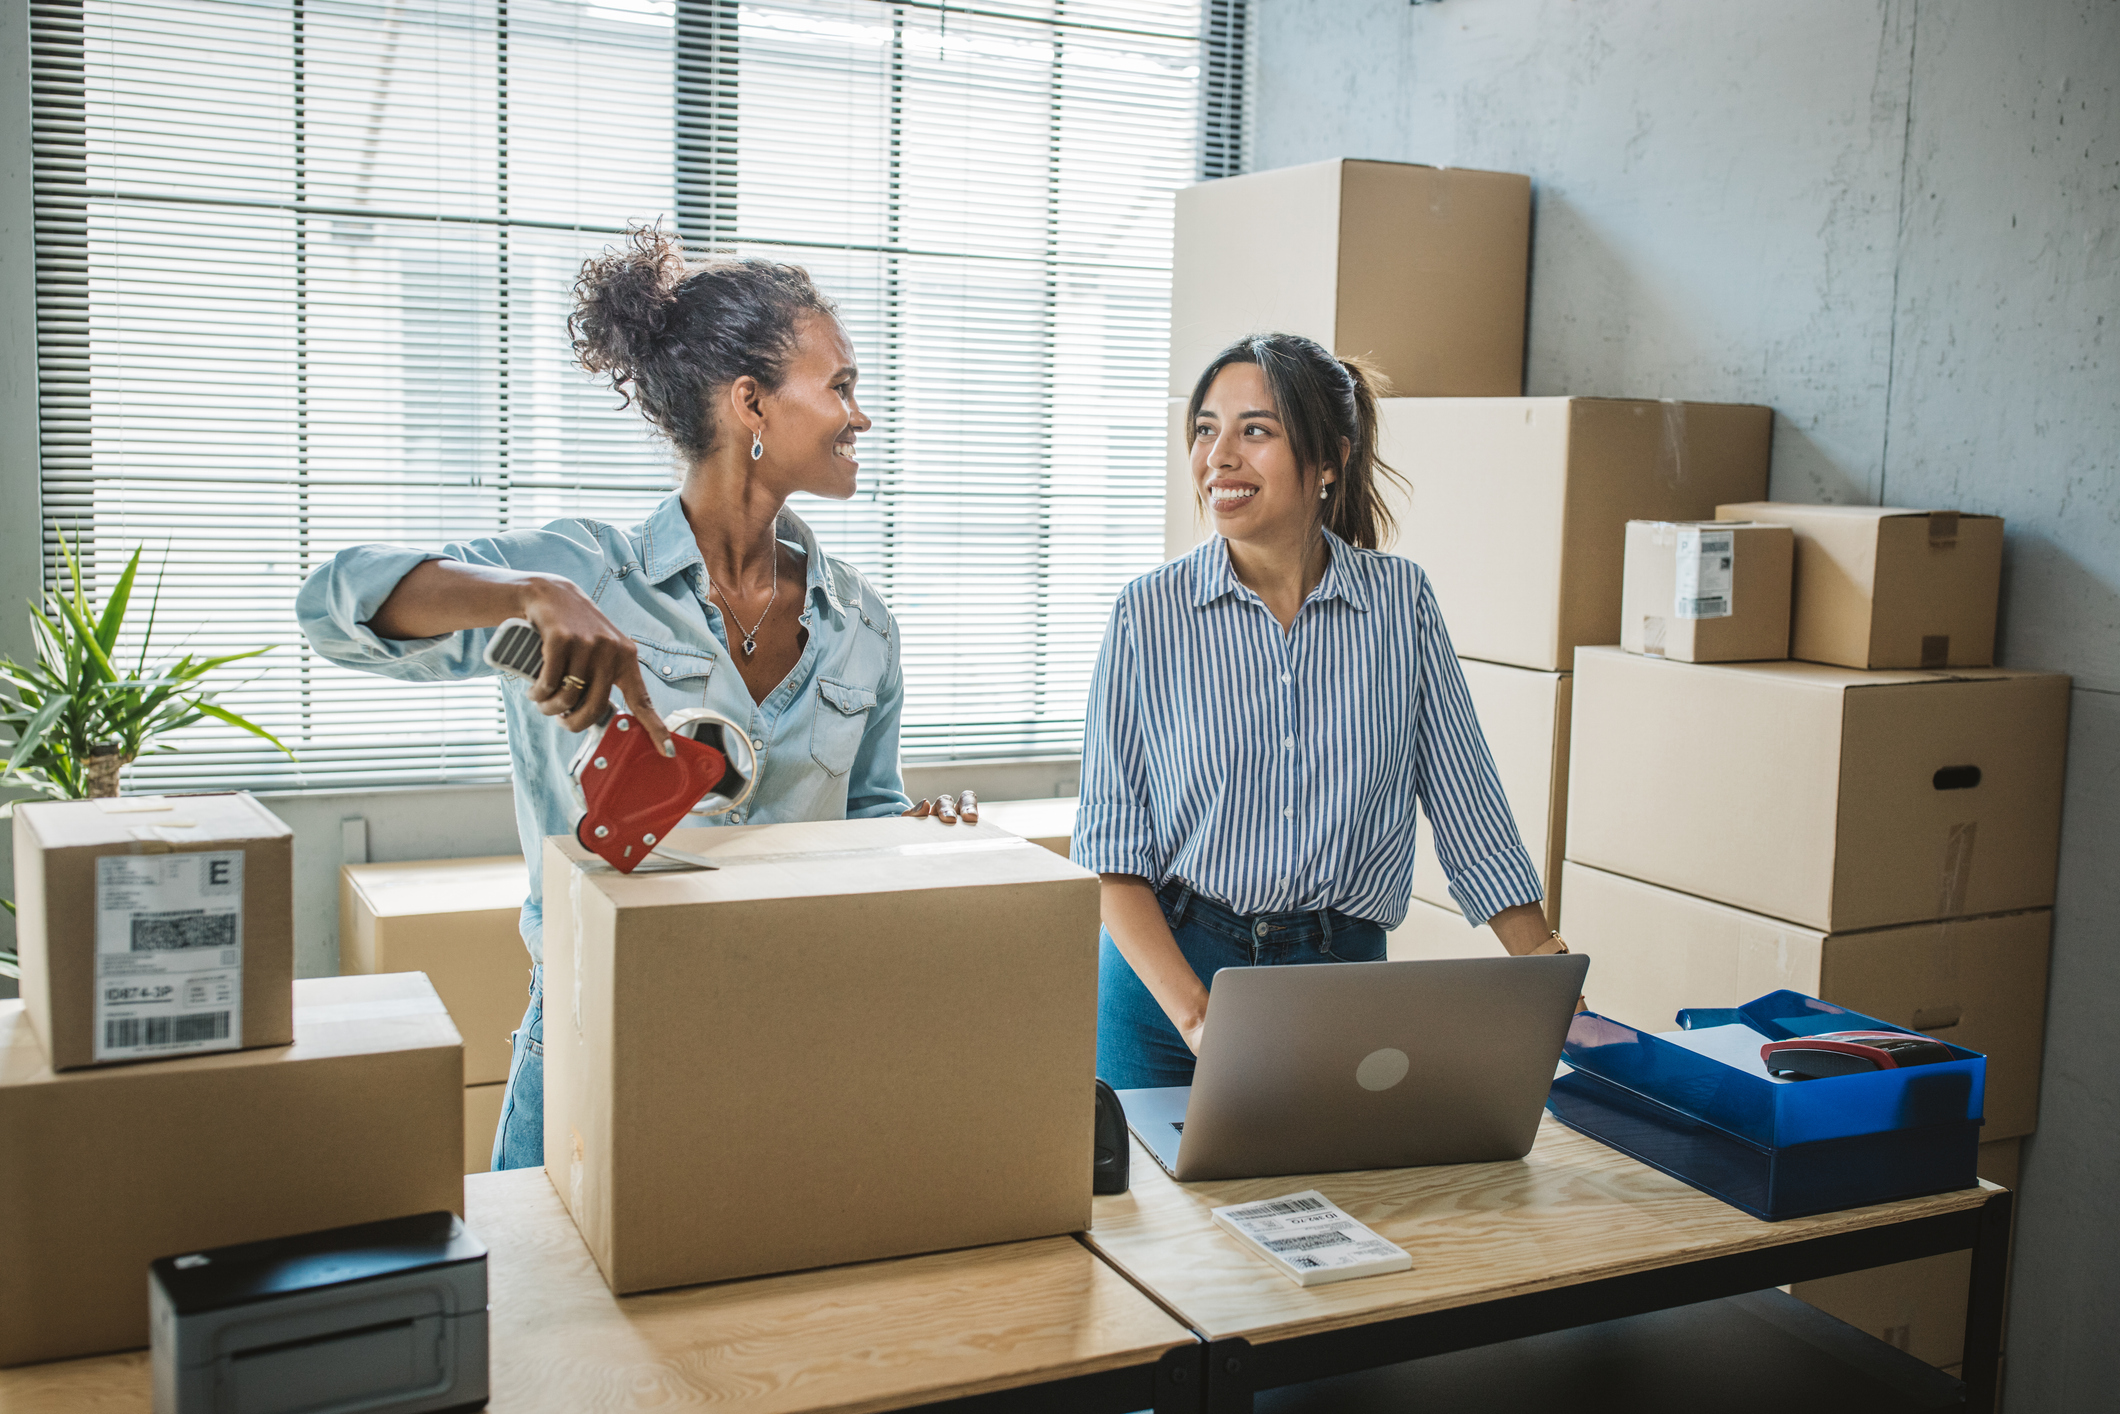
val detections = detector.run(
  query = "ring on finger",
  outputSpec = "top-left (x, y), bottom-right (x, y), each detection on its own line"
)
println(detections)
top-left (560, 674), bottom-right (588, 691)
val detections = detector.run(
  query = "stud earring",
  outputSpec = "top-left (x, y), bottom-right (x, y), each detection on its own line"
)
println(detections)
top-left (750, 430), bottom-right (764, 461)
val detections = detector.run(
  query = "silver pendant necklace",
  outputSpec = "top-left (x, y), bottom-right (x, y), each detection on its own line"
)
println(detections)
top-left (713, 546), bottom-right (778, 657)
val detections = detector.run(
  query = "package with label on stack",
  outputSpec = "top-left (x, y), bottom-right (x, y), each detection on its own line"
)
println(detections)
top-left (2, 793), bottom-right (466, 1367)
top-left (1562, 504), bottom-right (2055, 1367)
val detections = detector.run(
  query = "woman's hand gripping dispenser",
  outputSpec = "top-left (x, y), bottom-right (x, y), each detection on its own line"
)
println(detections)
top-left (567, 708), bottom-right (757, 872)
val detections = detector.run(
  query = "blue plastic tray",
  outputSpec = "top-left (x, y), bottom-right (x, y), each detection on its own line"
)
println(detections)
top-left (1547, 1066), bottom-right (1981, 1221)
top-left (1559, 989), bottom-right (1985, 1149)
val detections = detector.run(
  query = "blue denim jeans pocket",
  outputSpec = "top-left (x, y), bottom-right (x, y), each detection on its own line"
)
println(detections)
top-left (492, 965), bottom-right (544, 1172)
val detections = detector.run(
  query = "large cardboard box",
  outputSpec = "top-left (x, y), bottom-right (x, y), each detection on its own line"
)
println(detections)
top-left (544, 817), bottom-right (1102, 1294)
top-left (0, 971), bottom-right (463, 1366)
top-left (13, 793), bottom-right (294, 1071)
top-left (977, 797), bottom-right (1079, 858)
top-left (1567, 648), bottom-right (2069, 932)
top-left (1170, 159), bottom-right (1530, 399)
top-left (1387, 895), bottom-right (1508, 963)
top-left (340, 856), bottom-right (532, 1085)
top-left (1621, 520), bottom-right (1794, 663)
top-left (1558, 861), bottom-right (2050, 1140)
top-left (1717, 502), bottom-right (2004, 670)
top-left (1375, 399), bottom-right (1772, 671)
top-left (1409, 660), bottom-right (1571, 929)
top-left (1791, 1138), bottom-right (2020, 1369)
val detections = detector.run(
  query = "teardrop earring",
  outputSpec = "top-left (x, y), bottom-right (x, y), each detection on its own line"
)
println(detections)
top-left (1319, 486), bottom-right (1330, 500)
top-left (750, 430), bottom-right (765, 461)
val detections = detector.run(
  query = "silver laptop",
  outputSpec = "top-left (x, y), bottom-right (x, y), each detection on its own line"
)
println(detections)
top-left (1118, 955), bottom-right (1591, 1182)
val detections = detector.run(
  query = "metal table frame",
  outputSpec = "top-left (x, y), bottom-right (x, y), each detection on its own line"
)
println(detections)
top-left (915, 1189), bottom-right (2013, 1414)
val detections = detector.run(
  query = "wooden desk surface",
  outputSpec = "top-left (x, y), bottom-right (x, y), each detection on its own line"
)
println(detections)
top-left (0, 1168), bottom-right (1192, 1414)
top-left (1084, 1112), bottom-right (1998, 1346)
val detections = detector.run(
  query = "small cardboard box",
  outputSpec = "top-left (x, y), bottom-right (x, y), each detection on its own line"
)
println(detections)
top-left (1558, 861), bottom-right (2050, 1140)
top-left (1386, 895), bottom-right (1506, 963)
top-left (976, 797), bottom-right (1079, 859)
top-left (340, 856), bottom-right (532, 1085)
top-left (464, 1081), bottom-right (505, 1175)
top-left (1566, 648), bottom-right (2069, 932)
top-left (1409, 659), bottom-right (1571, 929)
top-left (1170, 159), bottom-right (1530, 399)
top-left (1791, 1138), bottom-right (2020, 1370)
top-left (0, 971), bottom-right (463, 1367)
top-left (1374, 398), bottom-right (1773, 670)
top-left (14, 792), bottom-right (294, 1071)
top-left (544, 817), bottom-right (1101, 1295)
top-left (1621, 520), bottom-right (1794, 663)
top-left (1716, 502), bottom-right (2004, 669)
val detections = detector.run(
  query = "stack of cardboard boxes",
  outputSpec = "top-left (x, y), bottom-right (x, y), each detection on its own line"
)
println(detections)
top-left (2, 793), bottom-right (463, 1367)
top-left (1162, 159), bottom-right (1773, 953)
top-left (1564, 503), bottom-right (2063, 1367)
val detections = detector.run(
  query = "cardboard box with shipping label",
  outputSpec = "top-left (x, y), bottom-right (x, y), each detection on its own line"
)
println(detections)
top-left (1558, 861), bottom-right (2049, 1140)
top-left (0, 972), bottom-right (463, 1367)
top-left (340, 856), bottom-right (532, 1085)
top-left (1171, 159), bottom-right (1530, 400)
top-left (1408, 659), bottom-right (1570, 929)
top-left (1373, 399), bottom-right (1772, 670)
top-left (1716, 502), bottom-right (2004, 669)
top-left (1621, 520), bottom-right (1794, 663)
top-left (543, 817), bottom-right (1102, 1295)
top-left (13, 793), bottom-right (294, 1071)
top-left (1566, 648), bottom-right (2068, 933)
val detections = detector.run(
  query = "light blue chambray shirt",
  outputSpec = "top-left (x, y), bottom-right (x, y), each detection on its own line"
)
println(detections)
top-left (297, 494), bottom-right (912, 961)
top-left (1070, 532), bottom-right (1544, 929)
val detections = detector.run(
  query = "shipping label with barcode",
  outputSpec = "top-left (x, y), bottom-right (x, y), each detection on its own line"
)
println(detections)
top-left (94, 850), bottom-right (244, 1061)
top-left (1211, 1189), bottom-right (1412, 1287)
top-left (1674, 527), bottom-right (1735, 620)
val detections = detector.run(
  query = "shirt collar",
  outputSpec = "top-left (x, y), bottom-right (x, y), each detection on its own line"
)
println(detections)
top-left (1189, 530), bottom-right (1369, 613)
top-left (638, 493), bottom-right (844, 620)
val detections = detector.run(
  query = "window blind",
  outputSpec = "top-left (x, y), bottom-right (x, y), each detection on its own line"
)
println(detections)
top-left (31, 0), bottom-right (1200, 790)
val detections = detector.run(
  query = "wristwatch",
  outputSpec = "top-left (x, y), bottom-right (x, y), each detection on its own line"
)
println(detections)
top-left (1530, 931), bottom-right (1570, 957)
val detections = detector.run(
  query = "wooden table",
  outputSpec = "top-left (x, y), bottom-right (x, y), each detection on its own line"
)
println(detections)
top-left (0, 1168), bottom-right (1198, 1414)
top-left (1084, 1113), bottom-right (2012, 1413)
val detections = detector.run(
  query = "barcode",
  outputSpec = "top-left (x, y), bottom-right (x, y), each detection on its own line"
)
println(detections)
top-left (1290, 1256), bottom-right (1321, 1269)
top-left (106, 1011), bottom-right (230, 1050)
top-left (130, 911), bottom-right (236, 952)
top-left (1263, 1230), bottom-right (1354, 1254)
top-left (1227, 1195), bottom-right (1327, 1220)
top-left (1678, 596), bottom-right (1728, 617)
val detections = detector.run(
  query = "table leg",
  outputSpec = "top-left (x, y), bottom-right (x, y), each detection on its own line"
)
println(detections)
top-left (1959, 1189), bottom-right (2013, 1414)
top-left (1204, 1336), bottom-right (1254, 1414)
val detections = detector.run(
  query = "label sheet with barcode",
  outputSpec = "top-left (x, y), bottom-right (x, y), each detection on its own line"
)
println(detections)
top-left (93, 850), bottom-right (245, 1062)
top-left (1210, 1190), bottom-right (1413, 1288)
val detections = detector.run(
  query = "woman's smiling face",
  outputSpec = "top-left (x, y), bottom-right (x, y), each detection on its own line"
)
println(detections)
top-left (1190, 361), bottom-right (1333, 544)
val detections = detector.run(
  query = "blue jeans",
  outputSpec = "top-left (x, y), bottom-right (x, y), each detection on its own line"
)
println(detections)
top-left (492, 964), bottom-right (544, 1172)
top-left (1096, 880), bottom-right (1387, 1090)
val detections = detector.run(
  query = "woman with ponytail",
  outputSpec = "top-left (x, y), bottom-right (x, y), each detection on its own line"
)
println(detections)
top-left (298, 226), bottom-right (970, 1169)
top-left (1071, 333), bottom-right (1567, 1088)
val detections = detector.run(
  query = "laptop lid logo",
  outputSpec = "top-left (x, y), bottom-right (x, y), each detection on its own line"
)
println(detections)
top-left (1356, 1047), bottom-right (1410, 1092)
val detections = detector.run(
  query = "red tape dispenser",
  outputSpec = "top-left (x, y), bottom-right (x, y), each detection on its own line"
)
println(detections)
top-left (568, 708), bottom-right (758, 873)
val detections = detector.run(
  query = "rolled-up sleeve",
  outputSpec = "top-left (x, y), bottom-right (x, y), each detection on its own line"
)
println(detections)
top-left (296, 536), bottom-right (531, 681)
top-left (1071, 593), bottom-right (1159, 879)
top-left (845, 611), bottom-right (914, 819)
top-left (1411, 576), bottom-right (1545, 924)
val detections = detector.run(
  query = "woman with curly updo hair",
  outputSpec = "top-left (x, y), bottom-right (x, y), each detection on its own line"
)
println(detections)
top-left (299, 225), bottom-right (971, 1169)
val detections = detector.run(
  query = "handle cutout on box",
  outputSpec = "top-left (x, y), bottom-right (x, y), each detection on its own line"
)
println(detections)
top-left (1933, 765), bottom-right (1982, 791)
top-left (1912, 1005), bottom-right (1963, 1032)
top-left (1928, 511), bottom-right (1960, 546)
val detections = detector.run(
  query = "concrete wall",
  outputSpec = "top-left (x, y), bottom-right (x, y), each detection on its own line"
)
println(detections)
top-left (1244, 0), bottom-right (2116, 1403)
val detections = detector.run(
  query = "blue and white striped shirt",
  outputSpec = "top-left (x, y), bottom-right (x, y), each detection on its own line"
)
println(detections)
top-left (1071, 532), bottom-right (1544, 928)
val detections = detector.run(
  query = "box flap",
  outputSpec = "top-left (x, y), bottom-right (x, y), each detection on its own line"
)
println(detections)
top-left (347, 857), bottom-right (529, 917)
top-left (18, 792), bottom-right (291, 851)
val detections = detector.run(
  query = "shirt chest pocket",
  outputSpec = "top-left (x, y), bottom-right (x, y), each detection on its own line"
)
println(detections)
top-left (810, 676), bottom-right (876, 777)
top-left (637, 641), bottom-right (717, 710)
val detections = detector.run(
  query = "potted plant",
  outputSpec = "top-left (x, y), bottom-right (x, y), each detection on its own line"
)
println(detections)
top-left (0, 530), bottom-right (289, 980)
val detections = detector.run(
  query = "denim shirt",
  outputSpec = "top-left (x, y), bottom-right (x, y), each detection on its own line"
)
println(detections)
top-left (296, 494), bottom-right (912, 961)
